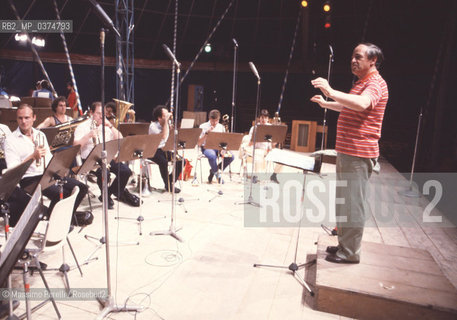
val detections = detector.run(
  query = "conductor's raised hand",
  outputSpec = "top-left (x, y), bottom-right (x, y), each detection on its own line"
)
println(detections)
top-left (311, 77), bottom-right (334, 98)
top-left (310, 95), bottom-right (327, 108)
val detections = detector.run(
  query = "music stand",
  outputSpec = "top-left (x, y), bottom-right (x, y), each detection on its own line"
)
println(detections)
top-left (76, 139), bottom-right (122, 177)
top-left (118, 122), bottom-right (149, 137)
top-left (250, 124), bottom-right (288, 179)
top-left (0, 186), bottom-right (55, 318)
top-left (161, 128), bottom-right (202, 211)
top-left (0, 159), bottom-right (33, 319)
top-left (204, 132), bottom-right (243, 201)
top-left (115, 134), bottom-right (161, 236)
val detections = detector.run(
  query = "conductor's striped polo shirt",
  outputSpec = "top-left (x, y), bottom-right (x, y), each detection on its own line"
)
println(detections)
top-left (335, 71), bottom-right (389, 159)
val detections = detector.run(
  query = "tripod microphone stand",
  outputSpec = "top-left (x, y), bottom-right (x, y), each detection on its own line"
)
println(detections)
top-left (398, 105), bottom-right (423, 198)
top-left (319, 45), bottom-right (334, 152)
top-left (237, 61), bottom-right (262, 208)
top-left (95, 28), bottom-right (142, 319)
top-left (231, 38), bottom-right (238, 133)
top-left (150, 44), bottom-right (183, 242)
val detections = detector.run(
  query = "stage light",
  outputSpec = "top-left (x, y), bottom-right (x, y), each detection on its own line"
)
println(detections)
top-left (14, 33), bottom-right (27, 42)
top-left (323, 1), bottom-right (331, 12)
top-left (301, 0), bottom-right (308, 8)
top-left (204, 43), bottom-right (212, 53)
top-left (324, 16), bottom-right (332, 29)
top-left (32, 36), bottom-right (45, 47)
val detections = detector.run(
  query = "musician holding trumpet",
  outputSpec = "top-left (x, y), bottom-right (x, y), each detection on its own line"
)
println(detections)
top-left (73, 101), bottom-right (140, 209)
top-left (4, 104), bottom-right (88, 220)
top-left (198, 109), bottom-right (234, 184)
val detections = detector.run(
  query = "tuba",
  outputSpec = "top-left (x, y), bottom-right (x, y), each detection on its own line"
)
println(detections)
top-left (113, 98), bottom-right (135, 126)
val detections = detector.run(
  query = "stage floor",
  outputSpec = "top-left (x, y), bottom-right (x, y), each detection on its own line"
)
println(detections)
top-left (3, 150), bottom-right (457, 319)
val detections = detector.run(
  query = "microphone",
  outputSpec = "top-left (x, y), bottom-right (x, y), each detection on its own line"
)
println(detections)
top-left (329, 44), bottom-right (334, 56)
top-left (232, 38), bottom-right (238, 47)
top-left (87, 0), bottom-right (121, 37)
top-left (162, 44), bottom-right (181, 68)
top-left (249, 62), bottom-right (260, 80)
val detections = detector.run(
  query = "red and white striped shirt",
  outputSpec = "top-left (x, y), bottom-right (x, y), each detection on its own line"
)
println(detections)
top-left (335, 71), bottom-right (388, 158)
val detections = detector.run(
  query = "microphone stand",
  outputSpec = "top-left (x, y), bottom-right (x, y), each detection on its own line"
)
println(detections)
top-left (237, 62), bottom-right (262, 208)
top-left (96, 28), bottom-right (142, 319)
top-left (398, 107), bottom-right (422, 198)
top-left (230, 39), bottom-right (238, 132)
top-left (319, 45), bottom-right (334, 151)
top-left (150, 45), bottom-right (183, 242)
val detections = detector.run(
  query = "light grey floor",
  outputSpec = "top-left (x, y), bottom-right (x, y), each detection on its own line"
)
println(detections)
top-left (3, 150), bottom-right (456, 319)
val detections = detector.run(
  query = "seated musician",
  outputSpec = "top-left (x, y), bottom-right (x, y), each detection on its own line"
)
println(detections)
top-left (242, 109), bottom-right (282, 183)
top-left (73, 101), bottom-right (140, 209)
top-left (0, 121), bottom-right (29, 228)
top-left (37, 96), bottom-right (73, 128)
top-left (148, 106), bottom-right (183, 193)
top-left (0, 122), bottom-right (12, 173)
top-left (32, 79), bottom-right (54, 100)
top-left (104, 101), bottom-right (117, 127)
top-left (4, 104), bottom-right (88, 221)
top-left (198, 109), bottom-right (234, 184)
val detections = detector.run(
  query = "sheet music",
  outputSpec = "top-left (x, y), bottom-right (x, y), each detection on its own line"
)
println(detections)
top-left (265, 148), bottom-right (315, 171)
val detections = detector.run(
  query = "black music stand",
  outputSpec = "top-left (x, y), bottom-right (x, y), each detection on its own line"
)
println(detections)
top-left (250, 124), bottom-right (288, 179)
top-left (0, 187), bottom-right (53, 318)
top-left (163, 128), bottom-right (202, 205)
top-left (76, 139), bottom-right (122, 231)
top-left (76, 139), bottom-right (122, 177)
top-left (35, 145), bottom-right (81, 192)
top-left (0, 160), bottom-right (33, 319)
top-left (115, 134), bottom-right (161, 236)
top-left (118, 122), bottom-right (150, 137)
top-left (204, 132), bottom-right (243, 201)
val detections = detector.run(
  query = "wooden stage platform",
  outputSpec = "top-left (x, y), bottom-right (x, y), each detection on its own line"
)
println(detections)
top-left (315, 235), bottom-right (457, 320)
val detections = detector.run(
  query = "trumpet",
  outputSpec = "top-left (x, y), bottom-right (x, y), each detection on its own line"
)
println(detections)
top-left (90, 119), bottom-right (99, 145)
top-left (273, 112), bottom-right (281, 125)
top-left (34, 133), bottom-right (45, 167)
top-left (0, 127), bottom-right (7, 159)
top-left (222, 114), bottom-right (230, 132)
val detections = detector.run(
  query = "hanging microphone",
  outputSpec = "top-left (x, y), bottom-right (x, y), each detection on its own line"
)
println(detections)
top-left (232, 38), bottom-right (238, 47)
top-left (162, 44), bottom-right (181, 68)
top-left (87, 0), bottom-right (121, 37)
top-left (249, 62), bottom-right (260, 80)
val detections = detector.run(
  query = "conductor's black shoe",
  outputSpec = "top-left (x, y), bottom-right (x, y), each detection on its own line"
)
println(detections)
top-left (119, 190), bottom-right (140, 207)
top-left (270, 173), bottom-right (279, 184)
top-left (325, 254), bottom-right (359, 264)
top-left (326, 246), bottom-right (339, 254)
top-left (0, 299), bottom-right (19, 318)
top-left (99, 195), bottom-right (114, 210)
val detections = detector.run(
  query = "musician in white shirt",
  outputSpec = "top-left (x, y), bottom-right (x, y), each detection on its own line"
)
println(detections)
top-left (198, 109), bottom-right (233, 183)
top-left (73, 101), bottom-right (139, 208)
top-left (148, 106), bottom-right (182, 193)
top-left (4, 104), bottom-right (88, 219)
